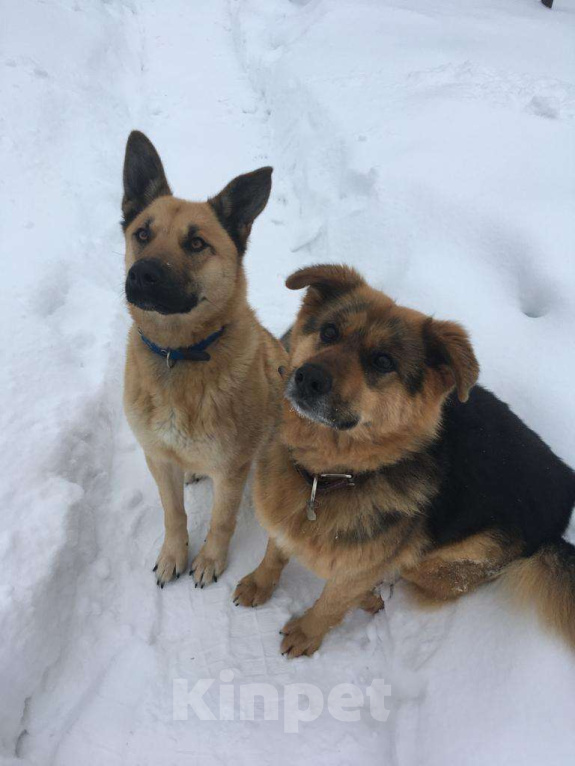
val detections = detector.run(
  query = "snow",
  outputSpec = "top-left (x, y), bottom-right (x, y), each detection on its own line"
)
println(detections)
top-left (0, 0), bottom-right (574, 764)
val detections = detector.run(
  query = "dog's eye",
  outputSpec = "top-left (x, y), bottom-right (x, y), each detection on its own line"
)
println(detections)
top-left (320, 323), bottom-right (340, 343)
top-left (187, 236), bottom-right (207, 253)
top-left (135, 227), bottom-right (149, 243)
top-left (372, 352), bottom-right (395, 373)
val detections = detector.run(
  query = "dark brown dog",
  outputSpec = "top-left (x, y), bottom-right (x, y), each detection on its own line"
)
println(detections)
top-left (234, 264), bottom-right (575, 657)
top-left (122, 131), bottom-right (286, 587)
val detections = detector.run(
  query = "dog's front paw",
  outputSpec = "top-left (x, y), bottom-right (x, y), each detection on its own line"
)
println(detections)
top-left (233, 572), bottom-right (276, 607)
top-left (280, 615), bottom-right (325, 658)
top-left (190, 544), bottom-right (226, 588)
top-left (153, 533), bottom-right (189, 587)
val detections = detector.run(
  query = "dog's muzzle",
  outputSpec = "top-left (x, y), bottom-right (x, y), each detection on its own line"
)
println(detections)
top-left (125, 258), bottom-right (198, 315)
top-left (294, 363), bottom-right (332, 400)
top-left (286, 363), bottom-right (358, 431)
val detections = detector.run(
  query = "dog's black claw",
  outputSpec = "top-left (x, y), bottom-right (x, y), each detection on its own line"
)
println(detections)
top-left (176, 573), bottom-right (180, 579)
top-left (152, 565), bottom-right (158, 573)
top-left (213, 575), bottom-right (218, 583)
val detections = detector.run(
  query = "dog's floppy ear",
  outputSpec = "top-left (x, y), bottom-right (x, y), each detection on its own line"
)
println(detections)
top-left (209, 167), bottom-right (272, 256)
top-left (424, 319), bottom-right (479, 402)
top-left (122, 131), bottom-right (172, 229)
top-left (286, 264), bottom-right (365, 304)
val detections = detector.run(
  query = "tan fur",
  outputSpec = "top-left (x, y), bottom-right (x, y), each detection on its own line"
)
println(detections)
top-left (233, 265), bottom-right (484, 656)
top-left (283, 279), bottom-right (467, 473)
top-left (124, 187), bottom-right (287, 587)
top-left (234, 265), bottom-right (575, 656)
top-left (403, 532), bottom-right (520, 605)
top-left (501, 545), bottom-right (575, 648)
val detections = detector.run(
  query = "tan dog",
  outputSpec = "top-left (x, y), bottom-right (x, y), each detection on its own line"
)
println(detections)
top-left (122, 131), bottom-right (287, 587)
top-left (234, 264), bottom-right (575, 657)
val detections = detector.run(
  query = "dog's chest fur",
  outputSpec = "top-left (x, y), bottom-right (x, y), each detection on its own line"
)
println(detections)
top-left (125, 321), bottom-right (286, 475)
top-left (153, 399), bottom-right (222, 454)
top-left (126, 373), bottom-right (232, 470)
top-left (125, 341), bottom-right (262, 474)
top-left (254, 438), bottom-right (437, 579)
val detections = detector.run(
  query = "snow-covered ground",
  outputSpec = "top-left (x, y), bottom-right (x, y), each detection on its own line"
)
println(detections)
top-left (1, 0), bottom-right (574, 763)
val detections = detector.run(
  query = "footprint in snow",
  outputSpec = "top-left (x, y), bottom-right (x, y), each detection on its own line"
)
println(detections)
top-left (30, 269), bottom-right (70, 317)
top-left (527, 95), bottom-right (560, 120)
top-left (518, 272), bottom-right (556, 319)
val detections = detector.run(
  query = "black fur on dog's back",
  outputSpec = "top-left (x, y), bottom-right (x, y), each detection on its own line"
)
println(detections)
top-left (426, 386), bottom-right (575, 554)
top-left (416, 385), bottom-right (575, 648)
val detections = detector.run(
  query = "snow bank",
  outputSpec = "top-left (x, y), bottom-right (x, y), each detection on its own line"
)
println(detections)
top-left (0, 1), bottom-right (573, 764)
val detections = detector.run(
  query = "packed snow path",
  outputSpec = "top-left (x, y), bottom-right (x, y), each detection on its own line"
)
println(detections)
top-left (1, 1), bottom-right (574, 764)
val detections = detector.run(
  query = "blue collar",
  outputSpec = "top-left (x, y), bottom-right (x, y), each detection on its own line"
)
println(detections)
top-left (138, 326), bottom-right (226, 368)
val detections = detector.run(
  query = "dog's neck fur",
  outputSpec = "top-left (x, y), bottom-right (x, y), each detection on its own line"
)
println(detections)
top-left (130, 267), bottom-right (249, 350)
top-left (279, 399), bottom-right (444, 475)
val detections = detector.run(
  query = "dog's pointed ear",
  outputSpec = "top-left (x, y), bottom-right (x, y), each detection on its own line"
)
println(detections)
top-left (286, 264), bottom-right (365, 304)
top-left (424, 319), bottom-right (479, 402)
top-left (122, 131), bottom-right (172, 229)
top-left (209, 167), bottom-right (272, 255)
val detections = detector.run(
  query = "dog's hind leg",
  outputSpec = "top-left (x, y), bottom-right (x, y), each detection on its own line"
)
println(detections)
top-left (146, 455), bottom-right (188, 587)
top-left (190, 463), bottom-right (250, 587)
top-left (402, 531), bottom-right (519, 605)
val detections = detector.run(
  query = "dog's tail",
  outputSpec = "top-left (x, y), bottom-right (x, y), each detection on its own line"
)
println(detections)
top-left (503, 538), bottom-right (575, 649)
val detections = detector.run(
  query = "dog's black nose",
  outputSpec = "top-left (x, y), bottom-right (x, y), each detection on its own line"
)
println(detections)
top-left (127, 258), bottom-right (164, 290)
top-left (294, 363), bottom-right (332, 399)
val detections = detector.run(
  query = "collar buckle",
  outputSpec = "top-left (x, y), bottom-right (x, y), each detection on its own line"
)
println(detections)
top-left (306, 476), bottom-right (319, 521)
top-left (306, 472), bottom-right (355, 521)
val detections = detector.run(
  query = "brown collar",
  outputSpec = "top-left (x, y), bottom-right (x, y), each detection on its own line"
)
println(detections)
top-left (294, 462), bottom-right (368, 521)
